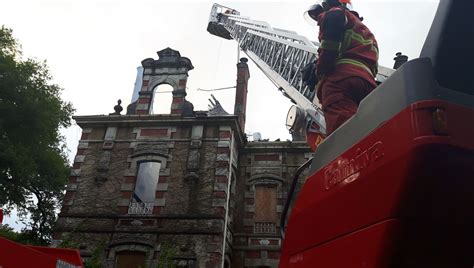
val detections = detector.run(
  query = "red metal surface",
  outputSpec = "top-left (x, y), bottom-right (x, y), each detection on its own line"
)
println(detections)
top-left (0, 237), bottom-right (57, 267)
top-left (30, 246), bottom-right (83, 266)
top-left (306, 132), bottom-right (325, 151)
top-left (288, 220), bottom-right (400, 268)
top-left (0, 237), bottom-right (83, 267)
top-left (280, 100), bottom-right (474, 268)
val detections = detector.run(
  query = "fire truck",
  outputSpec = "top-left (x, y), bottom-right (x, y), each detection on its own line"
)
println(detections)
top-left (208, 1), bottom-right (474, 267)
top-left (0, 209), bottom-right (84, 267)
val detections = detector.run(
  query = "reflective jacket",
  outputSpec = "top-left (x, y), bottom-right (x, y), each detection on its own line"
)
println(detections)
top-left (315, 6), bottom-right (379, 104)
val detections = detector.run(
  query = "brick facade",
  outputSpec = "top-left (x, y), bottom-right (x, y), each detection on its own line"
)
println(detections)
top-left (230, 142), bottom-right (311, 268)
top-left (54, 49), bottom-right (312, 268)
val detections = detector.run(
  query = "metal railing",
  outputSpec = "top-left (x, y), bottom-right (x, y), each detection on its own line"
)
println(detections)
top-left (280, 157), bottom-right (313, 239)
top-left (254, 222), bottom-right (276, 234)
top-left (128, 202), bottom-right (153, 215)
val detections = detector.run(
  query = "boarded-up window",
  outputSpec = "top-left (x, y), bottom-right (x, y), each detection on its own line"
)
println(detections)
top-left (254, 185), bottom-right (277, 221)
top-left (254, 184), bottom-right (277, 234)
top-left (115, 251), bottom-right (146, 268)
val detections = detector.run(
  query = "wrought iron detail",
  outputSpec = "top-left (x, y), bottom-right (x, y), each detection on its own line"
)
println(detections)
top-left (254, 222), bottom-right (276, 234)
top-left (128, 202), bottom-right (153, 215)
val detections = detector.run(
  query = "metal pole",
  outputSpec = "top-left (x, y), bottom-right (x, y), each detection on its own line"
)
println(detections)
top-left (237, 43), bottom-right (240, 63)
top-left (221, 132), bottom-right (235, 268)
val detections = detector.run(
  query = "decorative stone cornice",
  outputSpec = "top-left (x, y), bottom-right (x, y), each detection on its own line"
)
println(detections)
top-left (72, 114), bottom-right (246, 146)
top-left (141, 47), bottom-right (194, 71)
top-left (242, 141), bottom-right (311, 153)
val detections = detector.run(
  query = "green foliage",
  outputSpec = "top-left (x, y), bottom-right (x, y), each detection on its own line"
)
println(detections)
top-left (57, 233), bottom-right (79, 249)
top-left (0, 224), bottom-right (21, 241)
top-left (0, 25), bottom-right (74, 245)
top-left (58, 233), bottom-right (106, 268)
top-left (57, 223), bottom-right (104, 267)
top-left (85, 240), bottom-right (106, 268)
top-left (157, 242), bottom-right (177, 268)
top-left (0, 224), bottom-right (40, 245)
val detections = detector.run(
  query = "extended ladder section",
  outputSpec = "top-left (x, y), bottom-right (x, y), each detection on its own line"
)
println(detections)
top-left (207, 3), bottom-right (394, 135)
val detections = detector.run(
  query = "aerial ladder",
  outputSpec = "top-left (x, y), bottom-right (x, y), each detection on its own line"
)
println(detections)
top-left (207, 3), bottom-right (394, 144)
top-left (208, 2), bottom-right (474, 268)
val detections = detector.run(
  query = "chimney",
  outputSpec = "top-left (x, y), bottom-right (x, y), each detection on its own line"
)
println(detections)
top-left (234, 58), bottom-right (250, 132)
top-left (393, 52), bottom-right (408, 69)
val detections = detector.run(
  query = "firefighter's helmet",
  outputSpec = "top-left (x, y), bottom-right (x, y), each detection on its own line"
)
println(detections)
top-left (304, 0), bottom-right (352, 22)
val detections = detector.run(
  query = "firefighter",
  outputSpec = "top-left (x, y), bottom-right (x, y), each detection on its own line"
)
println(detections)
top-left (305, 0), bottom-right (379, 135)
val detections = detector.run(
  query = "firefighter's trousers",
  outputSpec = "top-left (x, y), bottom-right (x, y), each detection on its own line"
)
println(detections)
top-left (321, 76), bottom-right (375, 135)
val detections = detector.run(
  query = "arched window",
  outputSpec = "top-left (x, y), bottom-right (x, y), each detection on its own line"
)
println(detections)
top-left (150, 84), bottom-right (173, 114)
top-left (115, 250), bottom-right (146, 268)
top-left (128, 161), bottom-right (161, 215)
top-left (109, 242), bottom-right (153, 268)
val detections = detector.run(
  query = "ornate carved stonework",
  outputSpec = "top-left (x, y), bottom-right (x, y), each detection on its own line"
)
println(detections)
top-left (141, 47), bottom-right (194, 71)
top-left (95, 151), bottom-right (111, 185)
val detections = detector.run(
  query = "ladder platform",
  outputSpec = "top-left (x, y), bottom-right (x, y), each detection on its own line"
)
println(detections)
top-left (207, 22), bottom-right (232, 40)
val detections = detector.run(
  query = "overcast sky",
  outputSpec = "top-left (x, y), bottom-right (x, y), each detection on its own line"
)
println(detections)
top-left (1, 0), bottom-right (438, 229)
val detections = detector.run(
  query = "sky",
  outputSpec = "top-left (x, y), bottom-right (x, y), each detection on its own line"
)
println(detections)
top-left (1, 0), bottom-right (438, 229)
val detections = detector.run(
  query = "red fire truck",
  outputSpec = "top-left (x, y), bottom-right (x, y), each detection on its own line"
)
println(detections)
top-left (0, 209), bottom-right (84, 267)
top-left (209, 0), bottom-right (474, 267)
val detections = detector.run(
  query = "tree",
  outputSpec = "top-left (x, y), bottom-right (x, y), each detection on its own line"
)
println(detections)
top-left (0, 25), bottom-right (74, 245)
top-left (0, 224), bottom-right (38, 245)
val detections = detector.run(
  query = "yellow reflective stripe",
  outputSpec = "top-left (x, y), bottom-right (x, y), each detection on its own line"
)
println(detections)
top-left (320, 40), bottom-right (341, 51)
top-left (348, 30), bottom-right (372, 46)
top-left (343, 29), bottom-right (379, 56)
top-left (336, 58), bottom-right (375, 77)
top-left (341, 30), bottom-right (352, 52)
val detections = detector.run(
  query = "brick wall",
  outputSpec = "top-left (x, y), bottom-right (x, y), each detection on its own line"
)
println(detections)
top-left (232, 141), bottom-right (311, 267)
top-left (54, 115), bottom-right (244, 267)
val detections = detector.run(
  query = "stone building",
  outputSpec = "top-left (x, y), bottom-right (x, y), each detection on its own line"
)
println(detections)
top-left (54, 48), bottom-right (311, 268)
